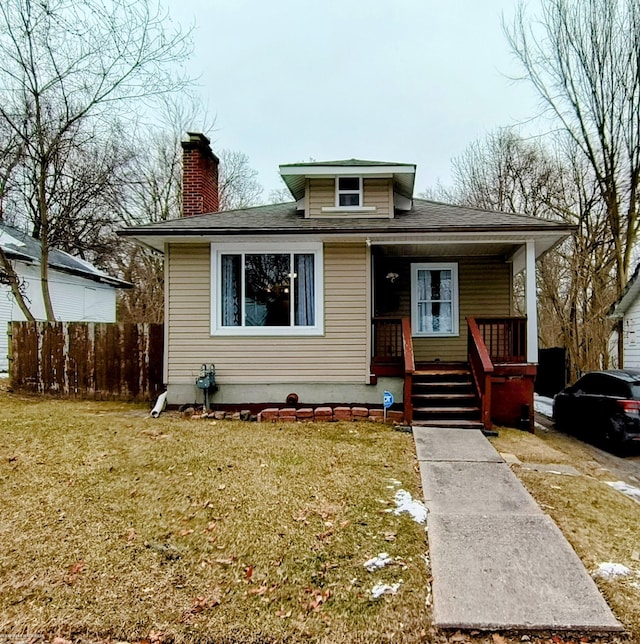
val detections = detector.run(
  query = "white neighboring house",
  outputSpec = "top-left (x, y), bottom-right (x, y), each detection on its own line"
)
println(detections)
top-left (0, 223), bottom-right (132, 372)
top-left (609, 262), bottom-right (640, 370)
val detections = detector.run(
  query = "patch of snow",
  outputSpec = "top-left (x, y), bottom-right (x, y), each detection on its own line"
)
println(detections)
top-left (534, 394), bottom-right (554, 418)
top-left (593, 562), bottom-right (632, 579)
top-left (371, 581), bottom-right (401, 599)
top-left (607, 480), bottom-right (640, 503)
top-left (364, 553), bottom-right (393, 572)
top-left (387, 478), bottom-right (402, 486)
top-left (393, 489), bottom-right (428, 524)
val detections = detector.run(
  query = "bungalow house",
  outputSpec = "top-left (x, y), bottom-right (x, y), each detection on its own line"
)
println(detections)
top-left (120, 133), bottom-right (573, 430)
top-left (0, 222), bottom-right (132, 372)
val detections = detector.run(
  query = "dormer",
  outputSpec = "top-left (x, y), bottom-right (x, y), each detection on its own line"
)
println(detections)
top-left (279, 159), bottom-right (416, 218)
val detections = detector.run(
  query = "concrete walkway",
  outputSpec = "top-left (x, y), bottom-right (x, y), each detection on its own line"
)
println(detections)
top-left (414, 427), bottom-right (623, 631)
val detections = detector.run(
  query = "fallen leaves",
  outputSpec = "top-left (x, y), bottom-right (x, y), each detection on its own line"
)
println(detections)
top-left (66, 559), bottom-right (85, 585)
top-left (276, 607), bottom-right (292, 619)
top-left (179, 593), bottom-right (221, 622)
top-left (303, 587), bottom-right (331, 613)
top-left (214, 556), bottom-right (236, 565)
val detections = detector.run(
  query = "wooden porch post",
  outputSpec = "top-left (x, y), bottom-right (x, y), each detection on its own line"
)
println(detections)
top-left (525, 240), bottom-right (538, 364)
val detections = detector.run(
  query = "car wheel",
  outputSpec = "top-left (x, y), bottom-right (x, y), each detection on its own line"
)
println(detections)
top-left (602, 421), bottom-right (627, 455)
top-left (554, 410), bottom-right (572, 434)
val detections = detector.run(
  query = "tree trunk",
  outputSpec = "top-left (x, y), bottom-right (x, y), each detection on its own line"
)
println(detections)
top-left (38, 163), bottom-right (55, 321)
top-left (0, 247), bottom-right (35, 322)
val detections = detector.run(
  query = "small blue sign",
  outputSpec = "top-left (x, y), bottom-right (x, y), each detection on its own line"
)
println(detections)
top-left (383, 390), bottom-right (394, 409)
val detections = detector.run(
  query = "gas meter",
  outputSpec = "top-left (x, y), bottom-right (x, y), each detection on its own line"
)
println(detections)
top-left (195, 363), bottom-right (217, 409)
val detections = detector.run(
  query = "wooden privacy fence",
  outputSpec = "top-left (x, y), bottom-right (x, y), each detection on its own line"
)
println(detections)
top-left (9, 322), bottom-right (164, 401)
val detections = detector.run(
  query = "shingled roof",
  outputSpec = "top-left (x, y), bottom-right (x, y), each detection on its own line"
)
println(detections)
top-left (120, 197), bottom-right (574, 237)
top-left (0, 223), bottom-right (132, 289)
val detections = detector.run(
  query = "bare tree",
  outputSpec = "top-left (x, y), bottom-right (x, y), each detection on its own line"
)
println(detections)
top-left (0, 0), bottom-right (191, 320)
top-left (114, 97), bottom-right (265, 323)
top-left (115, 125), bottom-right (184, 324)
top-left (506, 0), bottom-right (640, 294)
top-left (218, 149), bottom-right (263, 210)
top-left (448, 129), bottom-right (616, 377)
top-left (0, 128), bottom-right (34, 321)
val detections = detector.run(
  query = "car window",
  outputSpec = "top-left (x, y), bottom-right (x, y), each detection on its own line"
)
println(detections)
top-left (574, 374), bottom-right (601, 394)
top-left (630, 382), bottom-right (640, 399)
top-left (600, 376), bottom-right (628, 397)
top-left (575, 374), bottom-right (626, 396)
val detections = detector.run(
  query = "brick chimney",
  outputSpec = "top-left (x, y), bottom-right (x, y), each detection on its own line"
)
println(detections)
top-left (181, 132), bottom-right (219, 216)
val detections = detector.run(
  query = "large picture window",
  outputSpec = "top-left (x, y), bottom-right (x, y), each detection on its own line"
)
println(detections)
top-left (212, 243), bottom-right (323, 335)
top-left (411, 262), bottom-right (459, 336)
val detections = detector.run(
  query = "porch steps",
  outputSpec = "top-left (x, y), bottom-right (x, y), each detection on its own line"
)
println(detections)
top-left (410, 364), bottom-right (483, 430)
top-left (412, 419), bottom-right (485, 430)
top-left (413, 406), bottom-right (480, 415)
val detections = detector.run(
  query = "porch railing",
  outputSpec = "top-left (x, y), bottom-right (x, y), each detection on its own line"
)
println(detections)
top-left (402, 318), bottom-right (415, 425)
top-left (475, 317), bottom-right (527, 363)
top-left (467, 317), bottom-right (494, 430)
top-left (371, 317), bottom-right (414, 423)
top-left (372, 317), bottom-right (403, 364)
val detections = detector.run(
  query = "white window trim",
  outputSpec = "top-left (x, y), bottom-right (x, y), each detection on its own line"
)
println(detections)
top-left (210, 242), bottom-right (324, 336)
top-left (335, 176), bottom-right (363, 208)
top-left (321, 206), bottom-right (377, 214)
top-left (411, 262), bottom-right (459, 337)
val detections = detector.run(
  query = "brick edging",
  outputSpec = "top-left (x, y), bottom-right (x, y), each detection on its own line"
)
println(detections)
top-left (182, 405), bottom-right (404, 424)
top-left (258, 405), bottom-right (404, 424)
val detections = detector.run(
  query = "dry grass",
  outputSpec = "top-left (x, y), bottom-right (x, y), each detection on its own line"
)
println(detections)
top-left (0, 389), bottom-right (634, 644)
top-left (490, 427), bottom-right (640, 640)
top-left (0, 391), bottom-right (431, 643)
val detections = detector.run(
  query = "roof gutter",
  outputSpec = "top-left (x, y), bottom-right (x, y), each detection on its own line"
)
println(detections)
top-left (118, 224), bottom-right (576, 238)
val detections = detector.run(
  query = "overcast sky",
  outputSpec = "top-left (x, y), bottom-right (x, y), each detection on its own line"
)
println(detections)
top-left (165, 0), bottom-right (543, 197)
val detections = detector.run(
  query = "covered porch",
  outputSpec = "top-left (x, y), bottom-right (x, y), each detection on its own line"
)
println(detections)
top-left (367, 238), bottom-right (542, 431)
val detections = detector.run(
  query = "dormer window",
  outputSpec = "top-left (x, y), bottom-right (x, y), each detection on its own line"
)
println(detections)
top-left (336, 177), bottom-right (362, 207)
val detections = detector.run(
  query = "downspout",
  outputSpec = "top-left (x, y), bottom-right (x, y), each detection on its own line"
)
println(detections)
top-left (151, 391), bottom-right (168, 418)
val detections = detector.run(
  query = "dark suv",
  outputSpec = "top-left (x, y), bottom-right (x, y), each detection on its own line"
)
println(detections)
top-left (553, 370), bottom-right (640, 452)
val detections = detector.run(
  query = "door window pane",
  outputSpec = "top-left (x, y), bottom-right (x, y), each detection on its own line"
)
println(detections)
top-left (411, 263), bottom-right (458, 336)
top-left (416, 268), bottom-right (453, 334)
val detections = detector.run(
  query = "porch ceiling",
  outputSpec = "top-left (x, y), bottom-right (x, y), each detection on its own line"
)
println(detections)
top-left (376, 242), bottom-right (518, 258)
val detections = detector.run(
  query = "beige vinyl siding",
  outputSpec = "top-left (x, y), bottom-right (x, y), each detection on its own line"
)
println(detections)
top-left (167, 242), bottom-right (369, 384)
top-left (308, 179), bottom-right (334, 216)
top-left (374, 256), bottom-right (511, 362)
top-left (307, 177), bottom-right (392, 217)
top-left (363, 179), bottom-right (391, 217)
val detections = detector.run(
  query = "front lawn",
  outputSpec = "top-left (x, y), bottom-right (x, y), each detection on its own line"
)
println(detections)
top-left (0, 392), bottom-right (429, 643)
top-left (490, 427), bottom-right (640, 641)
